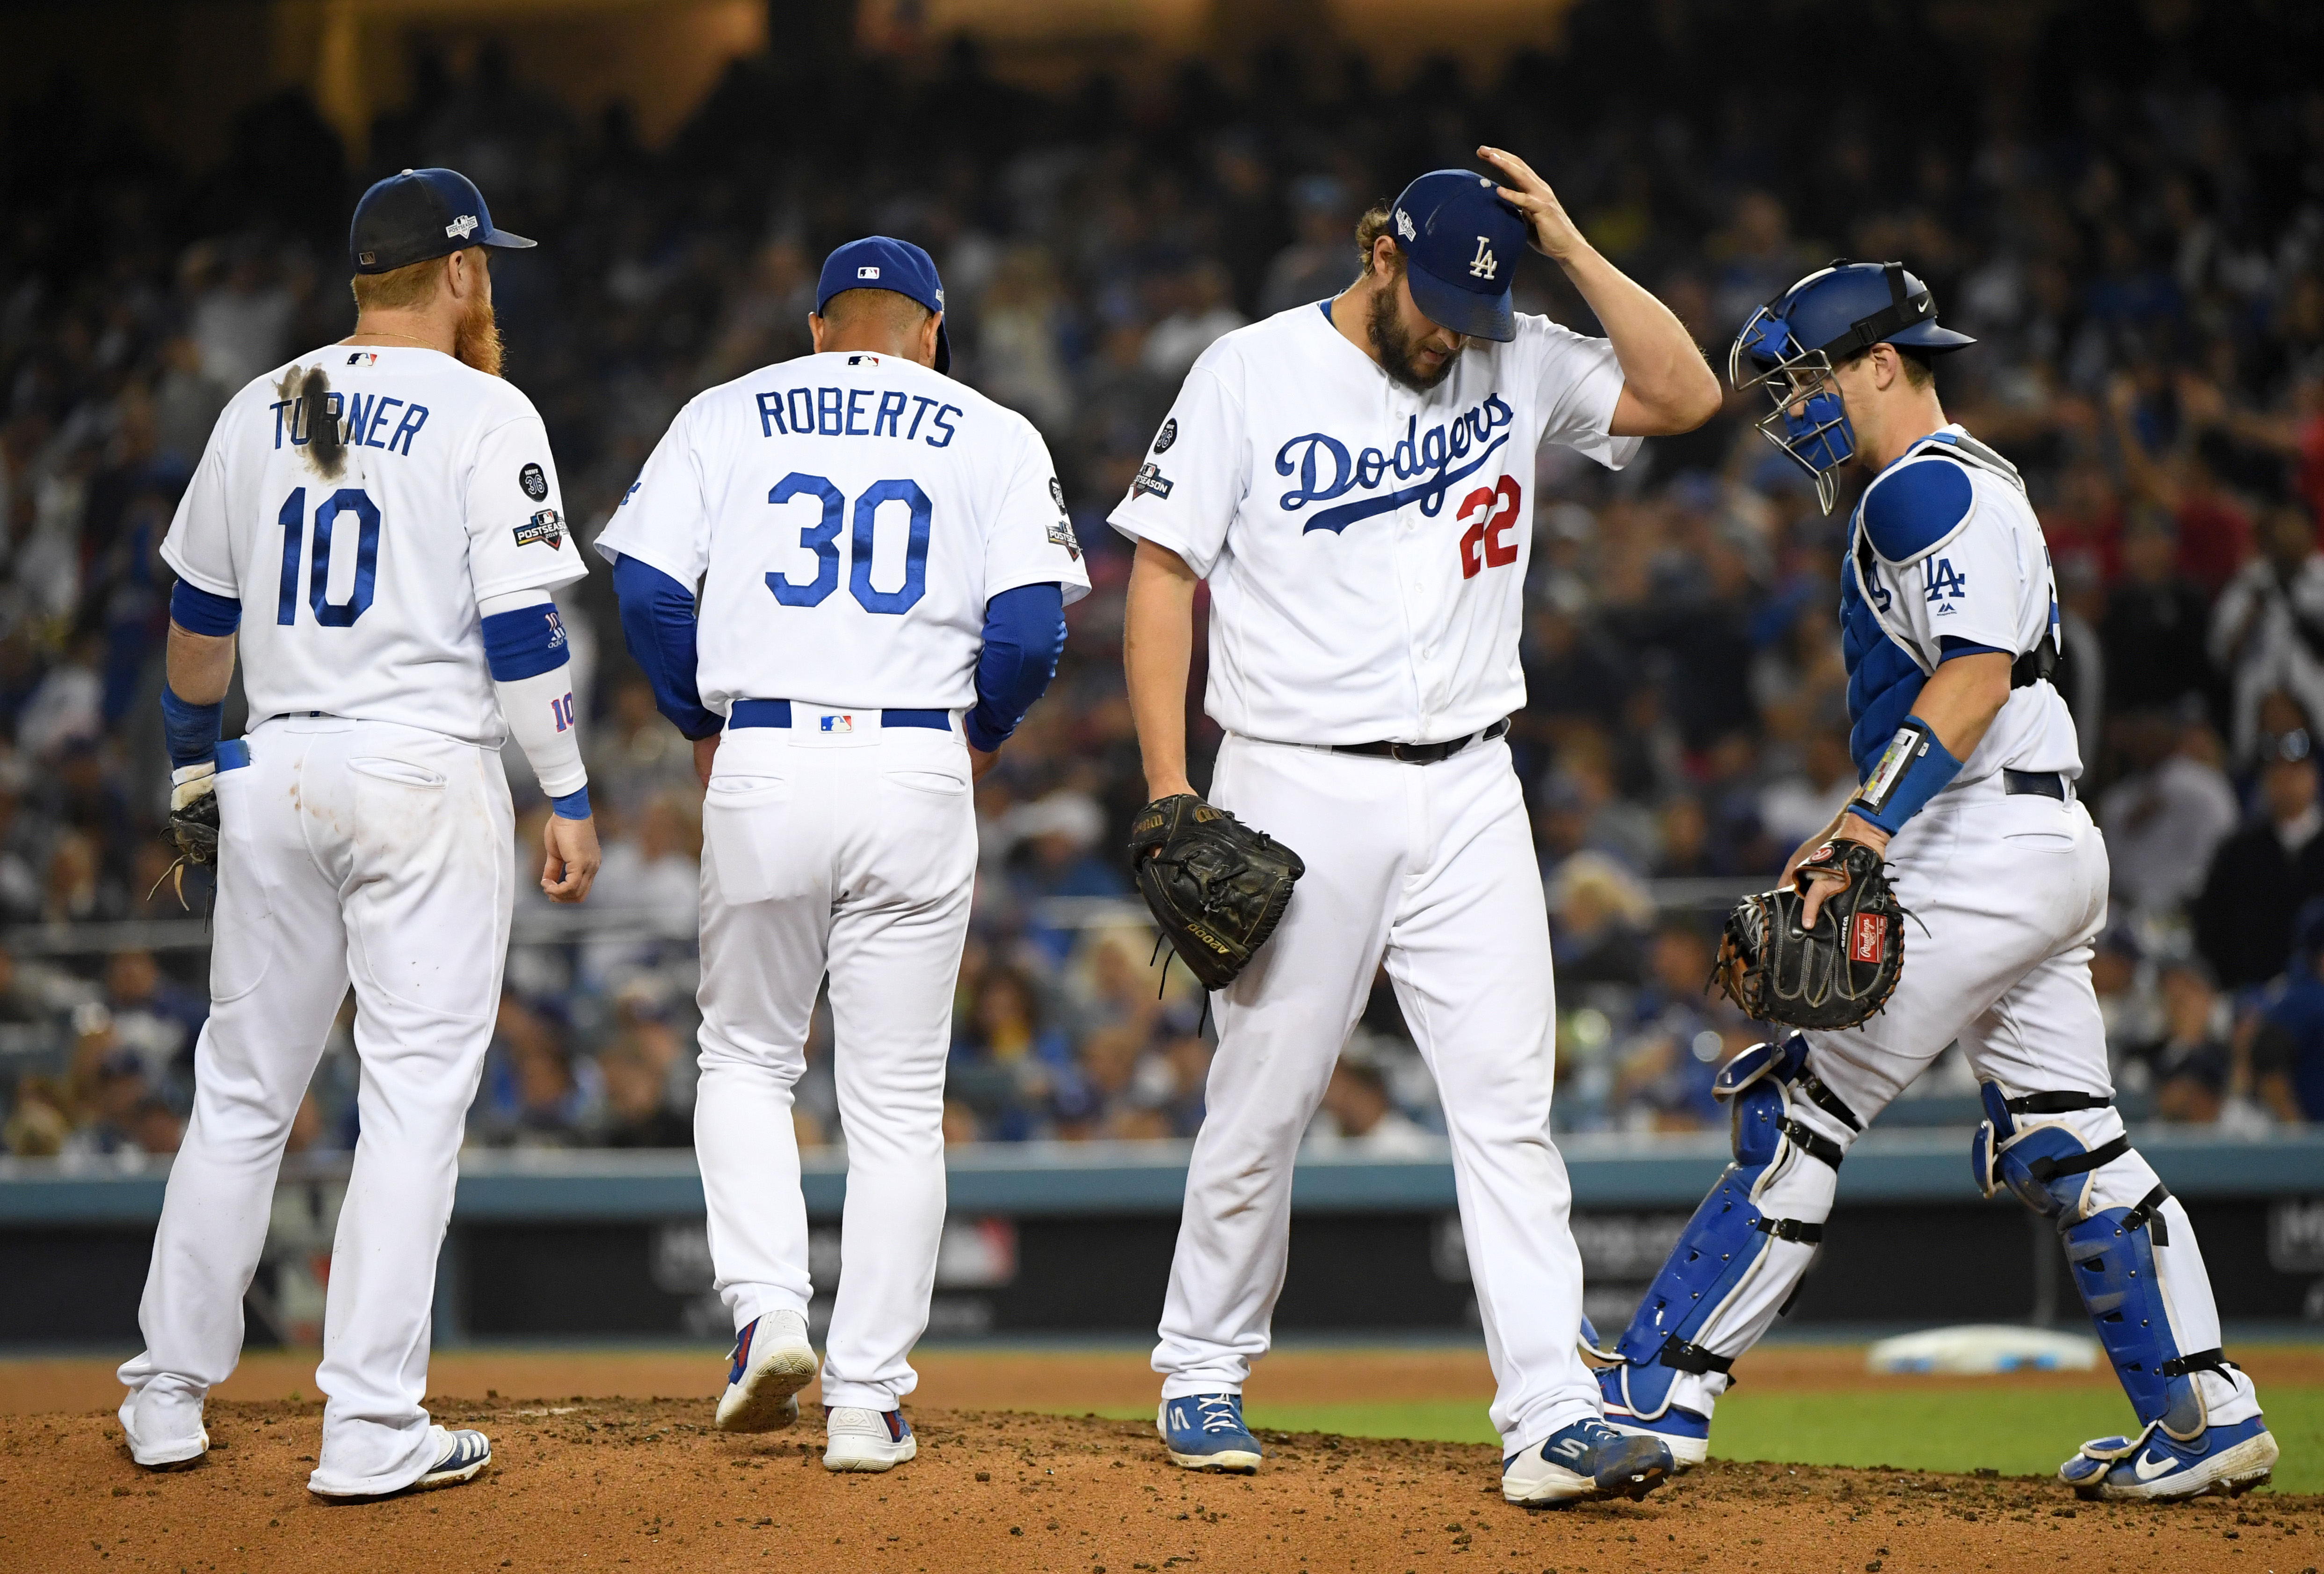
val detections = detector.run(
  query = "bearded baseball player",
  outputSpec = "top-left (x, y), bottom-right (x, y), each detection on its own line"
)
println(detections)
top-left (598, 236), bottom-right (1088, 1472)
top-left (118, 168), bottom-right (601, 1496)
top-left (1588, 261), bottom-right (2277, 1502)
top-left (1112, 151), bottom-right (1719, 1506)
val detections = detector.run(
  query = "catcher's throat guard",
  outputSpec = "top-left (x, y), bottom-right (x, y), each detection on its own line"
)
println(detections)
top-left (1714, 838), bottom-right (1903, 1031)
top-left (1129, 794), bottom-right (1304, 992)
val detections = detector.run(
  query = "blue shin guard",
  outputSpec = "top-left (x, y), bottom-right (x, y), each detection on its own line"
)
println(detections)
top-left (1599, 1038), bottom-right (1852, 1430)
top-left (1974, 1081), bottom-right (2227, 1442)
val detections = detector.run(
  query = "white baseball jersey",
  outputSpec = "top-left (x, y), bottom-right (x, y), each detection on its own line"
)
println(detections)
top-left (1840, 424), bottom-right (2080, 786)
top-left (1107, 302), bottom-right (1638, 745)
top-left (593, 351), bottom-right (1089, 713)
top-left (161, 345), bottom-right (587, 744)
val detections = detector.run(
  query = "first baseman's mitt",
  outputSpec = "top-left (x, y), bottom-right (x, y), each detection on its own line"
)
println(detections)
top-left (1129, 794), bottom-right (1304, 991)
top-left (1712, 838), bottom-right (1903, 1030)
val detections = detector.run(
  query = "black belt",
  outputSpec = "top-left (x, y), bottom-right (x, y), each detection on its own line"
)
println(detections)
top-left (729, 699), bottom-right (950, 732)
top-left (1332, 717), bottom-right (1509, 765)
top-left (2003, 770), bottom-right (2068, 800)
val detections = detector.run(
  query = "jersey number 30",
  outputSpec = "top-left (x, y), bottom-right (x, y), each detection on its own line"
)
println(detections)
top-left (276, 486), bottom-right (381, 627)
top-left (764, 473), bottom-right (931, 615)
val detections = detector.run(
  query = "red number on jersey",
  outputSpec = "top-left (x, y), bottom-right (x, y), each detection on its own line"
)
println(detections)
top-left (1456, 475), bottom-right (1524, 579)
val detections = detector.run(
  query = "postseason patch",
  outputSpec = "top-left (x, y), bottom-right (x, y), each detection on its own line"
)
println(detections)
top-left (1153, 417), bottom-right (1177, 454)
top-left (519, 462), bottom-right (549, 502)
top-left (514, 508), bottom-right (565, 550)
top-left (1132, 462), bottom-right (1174, 501)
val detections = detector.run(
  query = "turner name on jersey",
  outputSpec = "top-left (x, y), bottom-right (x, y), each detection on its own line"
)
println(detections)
top-left (161, 346), bottom-right (587, 744)
top-left (593, 350), bottom-right (1089, 716)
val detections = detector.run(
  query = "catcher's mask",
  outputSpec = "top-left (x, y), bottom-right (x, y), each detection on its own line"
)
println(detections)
top-left (1729, 260), bottom-right (1975, 515)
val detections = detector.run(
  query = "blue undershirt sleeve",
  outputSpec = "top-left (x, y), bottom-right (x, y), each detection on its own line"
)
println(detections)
top-left (964, 583), bottom-right (1066, 752)
top-left (610, 554), bottom-right (721, 741)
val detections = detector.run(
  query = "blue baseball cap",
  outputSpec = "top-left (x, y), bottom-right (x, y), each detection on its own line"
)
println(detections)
top-left (350, 168), bottom-right (533, 275)
top-left (1387, 169), bottom-right (1530, 342)
top-left (817, 237), bottom-right (951, 374)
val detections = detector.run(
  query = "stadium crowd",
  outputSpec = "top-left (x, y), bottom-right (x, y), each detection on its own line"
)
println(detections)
top-left (4, 0), bottom-right (2324, 1159)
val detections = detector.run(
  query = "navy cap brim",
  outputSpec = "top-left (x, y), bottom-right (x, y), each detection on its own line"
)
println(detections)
top-left (1888, 320), bottom-right (1975, 352)
top-left (934, 320), bottom-right (951, 375)
top-left (1402, 253), bottom-right (1516, 342)
top-left (479, 226), bottom-right (536, 251)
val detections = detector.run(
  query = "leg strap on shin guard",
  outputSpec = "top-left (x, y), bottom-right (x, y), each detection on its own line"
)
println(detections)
top-left (1657, 1336), bottom-right (1736, 1376)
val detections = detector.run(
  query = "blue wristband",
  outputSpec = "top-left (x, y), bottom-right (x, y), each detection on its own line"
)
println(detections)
top-left (160, 684), bottom-right (224, 769)
top-left (1848, 715), bottom-right (1963, 834)
top-left (550, 786), bottom-right (591, 820)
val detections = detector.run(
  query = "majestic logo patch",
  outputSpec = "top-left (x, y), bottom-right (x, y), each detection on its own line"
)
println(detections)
top-left (519, 462), bottom-right (549, 501)
top-left (446, 214), bottom-right (479, 240)
top-left (1152, 418), bottom-right (1177, 454)
top-left (1468, 235), bottom-right (1498, 279)
top-left (1850, 913), bottom-right (1886, 965)
top-left (514, 509), bottom-right (565, 550)
top-left (1131, 462), bottom-right (1174, 500)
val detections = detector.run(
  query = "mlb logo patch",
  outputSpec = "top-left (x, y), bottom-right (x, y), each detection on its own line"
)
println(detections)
top-left (820, 714), bottom-right (854, 734)
top-left (345, 351), bottom-right (378, 367)
top-left (1850, 913), bottom-right (1886, 965)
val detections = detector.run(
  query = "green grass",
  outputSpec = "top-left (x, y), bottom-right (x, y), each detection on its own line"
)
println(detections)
top-left (1107, 1387), bottom-right (2324, 1494)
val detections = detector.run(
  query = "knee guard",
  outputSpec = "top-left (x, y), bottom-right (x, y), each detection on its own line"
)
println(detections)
top-left (1600, 1037), bottom-right (1857, 1421)
top-left (1970, 1080), bottom-right (2231, 1441)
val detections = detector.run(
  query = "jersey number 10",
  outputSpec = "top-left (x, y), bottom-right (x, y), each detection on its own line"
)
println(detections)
top-left (765, 473), bottom-right (931, 615)
top-left (276, 486), bottom-right (381, 627)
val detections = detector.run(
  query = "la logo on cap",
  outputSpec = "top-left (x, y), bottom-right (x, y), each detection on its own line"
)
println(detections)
top-left (857, 265), bottom-right (881, 279)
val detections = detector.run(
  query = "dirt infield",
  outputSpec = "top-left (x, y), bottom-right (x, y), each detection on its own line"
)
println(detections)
top-left (2, 1397), bottom-right (2315, 1574)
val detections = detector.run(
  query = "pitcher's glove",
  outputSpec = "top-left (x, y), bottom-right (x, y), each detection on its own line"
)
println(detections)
top-left (1128, 794), bottom-right (1304, 991)
top-left (154, 761), bottom-right (220, 907)
top-left (1713, 837), bottom-right (1903, 1030)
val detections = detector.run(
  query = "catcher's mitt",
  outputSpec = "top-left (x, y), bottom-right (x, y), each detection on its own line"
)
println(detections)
top-left (1129, 794), bottom-right (1304, 991)
top-left (1713, 837), bottom-right (1903, 1030)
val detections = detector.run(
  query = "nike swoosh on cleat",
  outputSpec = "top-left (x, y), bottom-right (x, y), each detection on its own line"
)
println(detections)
top-left (2132, 1452), bottom-right (2181, 1481)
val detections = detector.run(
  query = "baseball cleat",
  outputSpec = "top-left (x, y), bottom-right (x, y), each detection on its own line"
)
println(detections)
top-left (823, 1407), bottom-right (916, 1472)
top-left (130, 1423), bottom-right (210, 1472)
top-left (1600, 1401), bottom-right (1711, 1471)
top-left (715, 1310), bottom-right (820, 1434)
top-left (1503, 1418), bottom-right (1675, 1507)
top-left (2059, 1416), bottom-right (2277, 1501)
top-left (1158, 1393), bottom-right (1264, 1472)
top-left (412, 1426), bottom-right (494, 1491)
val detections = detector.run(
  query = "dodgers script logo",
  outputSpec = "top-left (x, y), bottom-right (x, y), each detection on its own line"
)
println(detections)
top-left (1274, 392), bottom-right (1515, 534)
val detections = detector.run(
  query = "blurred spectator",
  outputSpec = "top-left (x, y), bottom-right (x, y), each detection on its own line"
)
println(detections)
top-left (2102, 516), bottom-right (2215, 719)
top-left (596, 1042), bottom-right (691, 1148)
top-left (2097, 711), bottom-right (2238, 915)
top-left (1258, 175), bottom-right (1355, 316)
top-left (2192, 717), bottom-right (2324, 989)
top-left (2092, 926), bottom-right (2164, 1073)
top-left (2136, 958), bottom-right (2234, 1125)
top-left (1306, 1055), bottom-right (1434, 1157)
top-left (2249, 900), bottom-right (2324, 1125)
top-left (1758, 731), bottom-right (1857, 853)
top-left (2208, 503), bottom-right (2324, 764)
top-left (1547, 852), bottom-right (1652, 991)
top-left (1608, 922), bottom-right (1729, 1132)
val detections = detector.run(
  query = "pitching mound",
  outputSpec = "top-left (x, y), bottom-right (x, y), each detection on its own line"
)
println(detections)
top-left (4, 1398), bottom-right (2315, 1572)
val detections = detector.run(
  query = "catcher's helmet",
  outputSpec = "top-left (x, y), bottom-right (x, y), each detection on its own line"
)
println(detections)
top-left (1730, 261), bottom-right (1975, 513)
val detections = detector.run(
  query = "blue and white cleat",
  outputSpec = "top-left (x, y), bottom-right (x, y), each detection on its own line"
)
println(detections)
top-left (715, 1310), bottom-right (820, 1434)
top-left (823, 1407), bottom-right (916, 1472)
top-left (413, 1426), bottom-right (493, 1492)
top-left (1503, 1418), bottom-right (1675, 1507)
top-left (1598, 1395), bottom-right (1711, 1472)
top-left (1158, 1393), bottom-right (1264, 1472)
top-left (2059, 1416), bottom-right (2277, 1501)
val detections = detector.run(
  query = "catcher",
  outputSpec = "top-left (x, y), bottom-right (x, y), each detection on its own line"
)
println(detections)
top-left (1590, 261), bottom-right (2275, 1502)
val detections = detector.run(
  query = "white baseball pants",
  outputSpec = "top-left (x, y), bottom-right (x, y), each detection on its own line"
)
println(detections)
top-left (1660, 780), bottom-right (2260, 1427)
top-left (1153, 732), bottom-right (1598, 1454)
top-left (118, 715), bottom-right (514, 1495)
top-left (693, 712), bottom-right (976, 1411)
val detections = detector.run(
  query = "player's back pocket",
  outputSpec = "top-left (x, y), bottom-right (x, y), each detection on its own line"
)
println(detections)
top-left (703, 774), bottom-right (820, 906)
